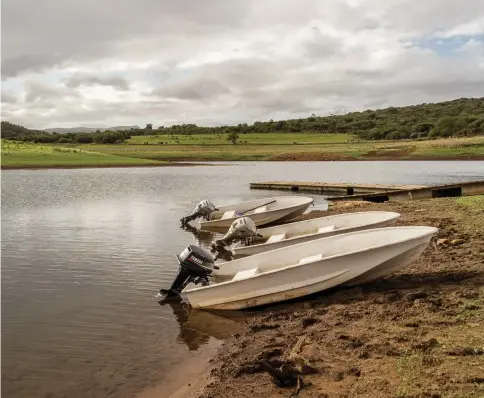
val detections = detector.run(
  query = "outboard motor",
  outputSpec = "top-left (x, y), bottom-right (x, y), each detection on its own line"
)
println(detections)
top-left (180, 200), bottom-right (218, 227)
top-left (159, 245), bottom-right (218, 300)
top-left (210, 217), bottom-right (259, 254)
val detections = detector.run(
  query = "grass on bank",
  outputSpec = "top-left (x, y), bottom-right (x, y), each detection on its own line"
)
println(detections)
top-left (128, 132), bottom-right (356, 145)
top-left (456, 195), bottom-right (484, 209)
top-left (79, 136), bottom-right (484, 161)
top-left (2, 136), bottom-right (483, 167)
top-left (0, 141), bottom-right (165, 168)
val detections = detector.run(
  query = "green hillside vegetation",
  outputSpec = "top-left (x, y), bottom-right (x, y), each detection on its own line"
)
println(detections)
top-left (1, 122), bottom-right (130, 144)
top-left (137, 97), bottom-right (484, 141)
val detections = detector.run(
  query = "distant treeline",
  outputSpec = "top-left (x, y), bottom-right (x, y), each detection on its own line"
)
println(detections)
top-left (1, 122), bottom-right (130, 144)
top-left (2, 97), bottom-right (483, 144)
top-left (143, 97), bottom-right (482, 140)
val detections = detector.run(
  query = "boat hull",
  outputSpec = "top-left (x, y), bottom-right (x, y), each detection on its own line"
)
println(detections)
top-left (184, 227), bottom-right (437, 310)
top-left (345, 240), bottom-right (431, 286)
top-left (199, 199), bottom-right (313, 232)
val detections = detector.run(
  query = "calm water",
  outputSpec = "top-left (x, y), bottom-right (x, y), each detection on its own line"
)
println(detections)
top-left (2, 161), bottom-right (484, 398)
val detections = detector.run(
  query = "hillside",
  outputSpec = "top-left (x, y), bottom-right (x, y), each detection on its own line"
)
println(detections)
top-left (44, 126), bottom-right (139, 133)
top-left (2, 97), bottom-right (483, 143)
top-left (138, 97), bottom-right (483, 140)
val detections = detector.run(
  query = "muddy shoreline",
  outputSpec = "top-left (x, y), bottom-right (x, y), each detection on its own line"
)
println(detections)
top-left (2, 156), bottom-right (483, 170)
top-left (194, 197), bottom-right (484, 398)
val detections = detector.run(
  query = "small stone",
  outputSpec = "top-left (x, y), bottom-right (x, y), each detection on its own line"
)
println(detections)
top-left (413, 338), bottom-right (439, 352)
top-left (406, 291), bottom-right (428, 301)
top-left (437, 239), bottom-right (450, 247)
top-left (348, 367), bottom-right (361, 377)
top-left (450, 239), bottom-right (465, 246)
top-left (447, 347), bottom-right (484, 356)
top-left (301, 317), bottom-right (318, 328)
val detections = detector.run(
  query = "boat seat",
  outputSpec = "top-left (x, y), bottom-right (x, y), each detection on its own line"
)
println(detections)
top-left (232, 268), bottom-right (259, 281)
top-left (266, 233), bottom-right (287, 243)
top-left (253, 206), bottom-right (268, 214)
top-left (318, 225), bottom-right (336, 234)
top-left (298, 253), bottom-right (323, 265)
top-left (221, 210), bottom-right (236, 220)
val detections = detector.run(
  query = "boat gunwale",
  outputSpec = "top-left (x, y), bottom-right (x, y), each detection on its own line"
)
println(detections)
top-left (185, 225), bottom-right (438, 293)
top-left (238, 211), bottom-right (401, 250)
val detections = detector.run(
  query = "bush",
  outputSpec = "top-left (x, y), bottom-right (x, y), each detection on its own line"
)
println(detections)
top-left (430, 117), bottom-right (468, 137)
top-left (468, 118), bottom-right (484, 135)
top-left (35, 134), bottom-right (58, 143)
top-left (93, 131), bottom-right (127, 144)
top-left (75, 134), bottom-right (94, 144)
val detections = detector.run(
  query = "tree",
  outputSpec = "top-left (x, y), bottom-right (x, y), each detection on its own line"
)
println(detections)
top-left (431, 117), bottom-right (458, 137)
top-left (227, 132), bottom-right (239, 144)
top-left (468, 118), bottom-right (484, 135)
top-left (145, 124), bottom-right (153, 130)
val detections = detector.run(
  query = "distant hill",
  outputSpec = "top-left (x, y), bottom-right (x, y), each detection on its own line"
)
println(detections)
top-left (2, 97), bottom-right (483, 142)
top-left (44, 126), bottom-right (139, 133)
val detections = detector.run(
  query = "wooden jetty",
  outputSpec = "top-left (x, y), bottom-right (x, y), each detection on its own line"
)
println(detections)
top-left (250, 180), bottom-right (484, 203)
top-left (250, 181), bottom-right (427, 195)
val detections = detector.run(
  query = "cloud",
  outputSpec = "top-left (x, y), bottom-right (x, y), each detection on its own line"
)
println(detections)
top-left (1, 91), bottom-right (18, 104)
top-left (2, 0), bottom-right (484, 128)
top-left (65, 74), bottom-right (130, 90)
top-left (154, 78), bottom-right (230, 100)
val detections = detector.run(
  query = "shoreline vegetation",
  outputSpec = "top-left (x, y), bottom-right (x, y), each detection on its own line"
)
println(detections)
top-left (190, 196), bottom-right (484, 398)
top-left (1, 97), bottom-right (484, 168)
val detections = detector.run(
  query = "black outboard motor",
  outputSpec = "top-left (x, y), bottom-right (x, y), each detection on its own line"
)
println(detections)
top-left (159, 245), bottom-right (218, 300)
top-left (180, 200), bottom-right (218, 227)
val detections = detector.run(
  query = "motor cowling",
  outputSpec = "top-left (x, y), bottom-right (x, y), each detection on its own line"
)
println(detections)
top-left (211, 217), bottom-right (258, 250)
top-left (180, 200), bottom-right (218, 226)
top-left (159, 245), bottom-right (217, 300)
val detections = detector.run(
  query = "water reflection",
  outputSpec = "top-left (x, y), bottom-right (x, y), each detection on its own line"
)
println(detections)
top-left (181, 223), bottom-right (216, 247)
top-left (180, 224), bottom-right (235, 261)
top-left (164, 301), bottom-right (243, 351)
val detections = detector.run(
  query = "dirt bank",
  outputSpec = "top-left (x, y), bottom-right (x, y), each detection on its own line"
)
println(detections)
top-left (198, 196), bottom-right (484, 398)
top-left (268, 152), bottom-right (484, 161)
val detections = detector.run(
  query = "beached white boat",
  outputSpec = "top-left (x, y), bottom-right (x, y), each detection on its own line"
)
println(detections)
top-left (181, 226), bottom-right (437, 310)
top-left (199, 196), bottom-right (314, 232)
top-left (232, 211), bottom-right (401, 257)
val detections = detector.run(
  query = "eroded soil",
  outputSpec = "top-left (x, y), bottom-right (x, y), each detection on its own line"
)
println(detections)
top-left (199, 197), bottom-right (484, 398)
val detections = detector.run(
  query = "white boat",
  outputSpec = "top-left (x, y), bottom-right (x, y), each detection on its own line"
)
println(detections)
top-left (232, 211), bottom-right (401, 257)
top-left (183, 226), bottom-right (438, 310)
top-left (199, 196), bottom-right (314, 232)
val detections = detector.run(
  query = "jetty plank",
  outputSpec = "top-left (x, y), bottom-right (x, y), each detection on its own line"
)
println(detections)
top-left (250, 180), bottom-right (484, 202)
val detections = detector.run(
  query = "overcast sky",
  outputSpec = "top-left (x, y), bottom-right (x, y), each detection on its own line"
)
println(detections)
top-left (2, 0), bottom-right (484, 129)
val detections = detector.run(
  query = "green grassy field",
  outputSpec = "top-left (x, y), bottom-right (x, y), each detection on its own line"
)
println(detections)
top-left (128, 132), bottom-right (356, 145)
top-left (2, 135), bottom-right (483, 168)
top-left (81, 136), bottom-right (484, 161)
top-left (1, 141), bottom-right (166, 168)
